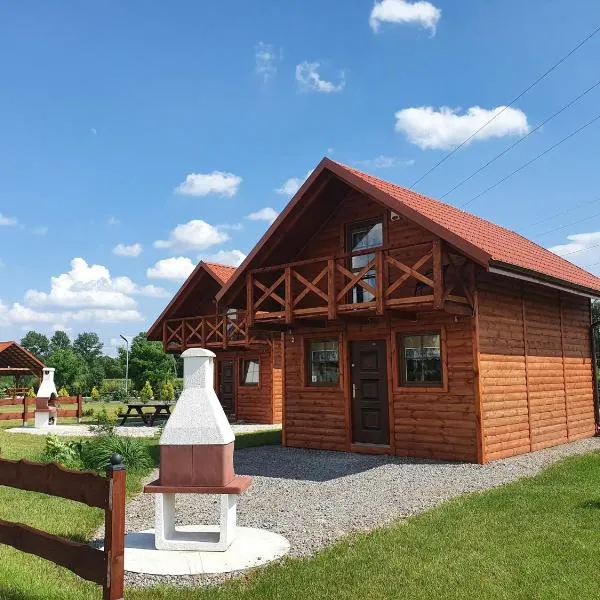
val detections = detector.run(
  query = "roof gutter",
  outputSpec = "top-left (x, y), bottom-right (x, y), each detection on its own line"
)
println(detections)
top-left (488, 263), bottom-right (600, 300)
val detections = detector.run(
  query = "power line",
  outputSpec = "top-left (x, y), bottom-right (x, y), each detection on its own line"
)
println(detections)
top-left (409, 24), bottom-right (600, 190)
top-left (460, 111), bottom-right (600, 208)
top-left (440, 78), bottom-right (600, 199)
top-left (520, 195), bottom-right (600, 231)
top-left (553, 240), bottom-right (600, 258)
top-left (534, 208), bottom-right (600, 238)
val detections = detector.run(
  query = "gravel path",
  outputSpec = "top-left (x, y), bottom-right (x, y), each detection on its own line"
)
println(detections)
top-left (118, 437), bottom-right (600, 588)
top-left (6, 423), bottom-right (281, 438)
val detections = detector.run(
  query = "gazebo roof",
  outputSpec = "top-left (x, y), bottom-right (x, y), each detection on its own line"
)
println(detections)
top-left (0, 341), bottom-right (45, 379)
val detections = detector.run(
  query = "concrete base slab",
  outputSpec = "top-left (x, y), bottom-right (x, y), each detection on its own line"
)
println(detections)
top-left (121, 526), bottom-right (290, 575)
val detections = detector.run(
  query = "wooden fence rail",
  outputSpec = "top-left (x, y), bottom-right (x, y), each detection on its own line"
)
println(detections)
top-left (0, 395), bottom-right (83, 425)
top-left (0, 453), bottom-right (126, 600)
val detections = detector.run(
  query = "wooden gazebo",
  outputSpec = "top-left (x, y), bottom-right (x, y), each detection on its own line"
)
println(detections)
top-left (0, 341), bottom-right (45, 396)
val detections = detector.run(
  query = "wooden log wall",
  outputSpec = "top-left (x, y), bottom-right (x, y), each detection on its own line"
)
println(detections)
top-left (283, 312), bottom-right (478, 461)
top-left (477, 272), bottom-right (595, 461)
top-left (214, 343), bottom-right (281, 424)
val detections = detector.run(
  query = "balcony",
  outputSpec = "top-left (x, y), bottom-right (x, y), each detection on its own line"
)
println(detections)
top-left (245, 241), bottom-right (473, 325)
top-left (164, 312), bottom-right (251, 352)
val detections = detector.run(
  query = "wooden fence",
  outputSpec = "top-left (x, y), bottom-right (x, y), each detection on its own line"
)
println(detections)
top-left (0, 395), bottom-right (83, 425)
top-left (0, 453), bottom-right (126, 600)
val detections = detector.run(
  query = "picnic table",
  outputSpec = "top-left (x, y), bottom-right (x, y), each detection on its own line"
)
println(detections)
top-left (118, 402), bottom-right (175, 426)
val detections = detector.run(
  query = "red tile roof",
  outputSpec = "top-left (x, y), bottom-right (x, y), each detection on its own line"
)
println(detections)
top-left (204, 262), bottom-right (237, 285)
top-left (146, 261), bottom-right (238, 341)
top-left (335, 161), bottom-right (600, 294)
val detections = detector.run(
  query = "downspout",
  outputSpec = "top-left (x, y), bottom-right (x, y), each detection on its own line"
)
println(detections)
top-left (590, 320), bottom-right (600, 435)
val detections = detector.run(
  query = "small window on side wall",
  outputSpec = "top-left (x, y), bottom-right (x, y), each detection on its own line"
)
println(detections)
top-left (306, 340), bottom-right (339, 386)
top-left (399, 333), bottom-right (442, 386)
top-left (240, 358), bottom-right (260, 386)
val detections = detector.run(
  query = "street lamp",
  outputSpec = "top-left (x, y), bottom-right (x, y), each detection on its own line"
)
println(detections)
top-left (120, 335), bottom-right (130, 396)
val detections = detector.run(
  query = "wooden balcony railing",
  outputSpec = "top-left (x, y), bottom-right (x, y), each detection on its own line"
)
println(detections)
top-left (164, 312), bottom-right (249, 352)
top-left (245, 241), bottom-right (472, 325)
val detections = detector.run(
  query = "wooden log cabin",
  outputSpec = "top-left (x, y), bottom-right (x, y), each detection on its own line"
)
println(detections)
top-left (147, 261), bottom-right (283, 424)
top-left (150, 157), bottom-right (600, 463)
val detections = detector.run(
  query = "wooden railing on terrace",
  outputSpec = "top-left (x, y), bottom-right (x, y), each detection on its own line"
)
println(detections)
top-left (245, 240), bottom-right (472, 325)
top-left (164, 312), bottom-right (250, 352)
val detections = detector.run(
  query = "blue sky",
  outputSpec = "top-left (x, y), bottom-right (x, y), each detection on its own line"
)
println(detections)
top-left (1, 0), bottom-right (600, 353)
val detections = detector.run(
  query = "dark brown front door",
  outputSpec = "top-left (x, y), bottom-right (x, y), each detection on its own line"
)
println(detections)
top-left (350, 341), bottom-right (389, 445)
top-left (218, 360), bottom-right (235, 415)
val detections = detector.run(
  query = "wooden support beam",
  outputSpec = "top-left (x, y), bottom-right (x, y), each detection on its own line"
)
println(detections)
top-left (284, 266), bottom-right (293, 325)
top-left (328, 258), bottom-right (337, 321)
top-left (433, 239), bottom-right (443, 309)
top-left (375, 250), bottom-right (384, 315)
top-left (246, 274), bottom-right (254, 327)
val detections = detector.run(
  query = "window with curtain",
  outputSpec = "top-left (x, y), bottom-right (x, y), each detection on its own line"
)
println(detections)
top-left (399, 333), bottom-right (442, 386)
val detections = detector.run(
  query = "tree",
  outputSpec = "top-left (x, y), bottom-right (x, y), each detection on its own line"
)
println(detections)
top-left (46, 348), bottom-right (88, 393)
top-left (73, 332), bottom-right (103, 365)
top-left (592, 300), bottom-right (600, 324)
top-left (160, 380), bottom-right (175, 402)
top-left (98, 355), bottom-right (125, 379)
top-left (119, 333), bottom-right (176, 393)
top-left (50, 330), bottom-right (71, 353)
top-left (140, 380), bottom-right (154, 402)
top-left (20, 331), bottom-right (50, 360)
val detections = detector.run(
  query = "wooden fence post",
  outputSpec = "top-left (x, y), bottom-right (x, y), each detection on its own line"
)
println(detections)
top-left (22, 395), bottom-right (28, 426)
top-left (104, 454), bottom-right (126, 600)
top-left (77, 395), bottom-right (83, 423)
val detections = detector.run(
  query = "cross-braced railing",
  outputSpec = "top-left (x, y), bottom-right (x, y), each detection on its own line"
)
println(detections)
top-left (245, 240), bottom-right (472, 325)
top-left (164, 312), bottom-right (249, 351)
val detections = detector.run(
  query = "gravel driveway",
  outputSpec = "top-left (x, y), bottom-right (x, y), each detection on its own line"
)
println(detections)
top-left (122, 437), bottom-right (600, 588)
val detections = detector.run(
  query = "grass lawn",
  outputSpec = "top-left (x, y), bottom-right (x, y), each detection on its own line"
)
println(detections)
top-left (1, 430), bottom-right (599, 600)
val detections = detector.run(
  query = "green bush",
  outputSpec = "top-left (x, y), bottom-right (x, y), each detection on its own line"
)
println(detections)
top-left (100, 378), bottom-right (132, 395)
top-left (110, 387), bottom-right (127, 403)
top-left (160, 380), bottom-right (175, 402)
top-left (41, 435), bottom-right (83, 470)
top-left (57, 386), bottom-right (69, 397)
top-left (90, 386), bottom-right (100, 401)
top-left (139, 380), bottom-right (153, 402)
top-left (41, 431), bottom-right (153, 473)
top-left (80, 435), bottom-right (153, 472)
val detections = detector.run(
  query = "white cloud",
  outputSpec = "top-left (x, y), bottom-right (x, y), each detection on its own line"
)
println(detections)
top-left (147, 257), bottom-right (196, 281)
top-left (0, 213), bottom-right (18, 226)
top-left (23, 257), bottom-right (167, 313)
top-left (31, 226), bottom-right (48, 235)
top-left (175, 171), bottom-right (242, 197)
top-left (369, 0), bottom-right (441, 34)
top-left (296, 61), bottom-right (345, 93)
top-left (274, 170), bottom-right (313, 196)
top-left (355, 155), bottom-right (415, 168)
top-left (246, 207), bottom-right (278, 223)
top-left (113, 242), bottom-right (143, 257)
top-left (200, 249), bottom-right (246, 267)
top-left (217, 223), bottom-right (243, 231)
top-left (153, 219), bottom-right (230, 251)
top-left (107, 216), bottom-right (121, 226)
top-left (0, 301), bottom-right (143, 327)
top-left (275, 177), bottom-right (303, 196)
top-left (549, 231), bottom-right (600, 267)
top-left (255, 41), bottom-right (278, 82)
top-left (394, 105), bottom-right (530, 150)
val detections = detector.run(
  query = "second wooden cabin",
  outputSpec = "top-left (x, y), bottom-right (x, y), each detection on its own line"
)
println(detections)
top-left (148, 158), bottom-right (600, 463)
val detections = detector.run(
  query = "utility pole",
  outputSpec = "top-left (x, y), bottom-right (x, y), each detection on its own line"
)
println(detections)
top-left (120, 335), bottom-right (130, 396)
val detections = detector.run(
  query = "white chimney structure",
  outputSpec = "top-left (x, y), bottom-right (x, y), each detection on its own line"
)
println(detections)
top-left (34, 367), bottom-right (58, 428)
top-left (144, 348), bottom-right (252, 551)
